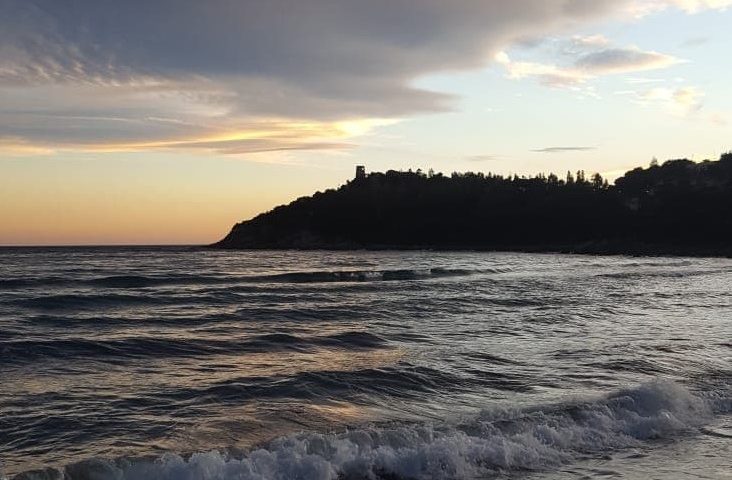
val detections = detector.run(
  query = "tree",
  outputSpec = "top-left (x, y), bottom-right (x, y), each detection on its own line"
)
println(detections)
top-left (216, 152), bottom-right (732, 253)
top-left (591, 173), bottom-right (605, 190)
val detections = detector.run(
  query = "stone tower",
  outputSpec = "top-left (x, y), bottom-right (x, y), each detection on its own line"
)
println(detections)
top-left (355, 165), bottom-right (366, 180)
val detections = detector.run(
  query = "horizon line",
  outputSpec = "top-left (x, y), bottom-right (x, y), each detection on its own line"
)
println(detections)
top-left (0, 243), bottom-right (204, 248)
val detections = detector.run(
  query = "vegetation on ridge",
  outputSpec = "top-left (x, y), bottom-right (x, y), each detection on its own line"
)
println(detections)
top-left (215, 153), bottom-right (732, 254)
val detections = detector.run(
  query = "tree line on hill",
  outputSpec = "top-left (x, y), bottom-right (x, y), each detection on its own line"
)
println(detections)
top-left (214, 153), bottom-right (732, 254)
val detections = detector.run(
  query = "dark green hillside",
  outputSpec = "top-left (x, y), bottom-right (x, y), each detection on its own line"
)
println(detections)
top-left (214, 153), bottom-right (732, 255)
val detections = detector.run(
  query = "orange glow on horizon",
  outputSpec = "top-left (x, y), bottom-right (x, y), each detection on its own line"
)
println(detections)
top-left (0, 152), bottom-right (351, 246)
top-left (0, 118), bottom-right (397, 156)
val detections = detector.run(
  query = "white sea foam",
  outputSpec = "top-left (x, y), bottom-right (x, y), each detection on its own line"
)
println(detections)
top-left (14, 380), bottom-right (723, 480)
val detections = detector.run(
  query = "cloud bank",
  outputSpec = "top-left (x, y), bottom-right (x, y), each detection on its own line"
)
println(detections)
top-left (0, 0), bottom-right (726, 155)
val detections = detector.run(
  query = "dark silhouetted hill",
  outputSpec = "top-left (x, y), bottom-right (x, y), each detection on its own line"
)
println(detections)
top-left (213, 153), bottom-right (732, 256)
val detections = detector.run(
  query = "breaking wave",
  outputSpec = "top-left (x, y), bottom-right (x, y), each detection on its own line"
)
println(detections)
top-left (10, 380), bottom-right (727, 480)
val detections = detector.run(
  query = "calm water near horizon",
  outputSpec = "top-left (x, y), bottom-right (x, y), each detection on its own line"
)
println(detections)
top-left (0, 247), bottom-right (730, 479)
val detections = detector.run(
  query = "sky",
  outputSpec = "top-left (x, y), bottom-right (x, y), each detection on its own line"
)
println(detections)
top-left (1, 0), bottom-right (731, 245)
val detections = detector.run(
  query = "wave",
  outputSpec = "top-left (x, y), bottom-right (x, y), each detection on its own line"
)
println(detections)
top-left (0, 331), bottom-right (388, 364)
top-left (1, 267), bottom-right (505, 293)
top-left (11, 293), bottom-right (173, 310)
top-left (0, 278), bottom-right (62, 289)
top-left (596, 267), bottom-right (732, 280)
top-left (89, 275), bottom-right (218, 289)
top-left (183, 365), bottom-right (471, 404)
top-left (587, 358), bottom-right (672, 375)
top-left (249, 267), bottom-right (492, 284)
top-left (9, 380), bottom-right (726, 480)
top-left (620, 260), bottom-right (695, 268)
top-left (0, 274), bottom-right (233, 291)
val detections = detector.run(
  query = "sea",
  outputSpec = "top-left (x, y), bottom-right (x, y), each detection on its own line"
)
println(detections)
top-left (0, 247), bottom-right (730, 479)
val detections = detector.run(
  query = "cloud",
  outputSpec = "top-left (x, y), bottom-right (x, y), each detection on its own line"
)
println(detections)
top-left (658, 0), bottom-right (732, 12)
top-left (466, 154), bottom-right (501, 162)
top-left (571, 34), bottom-right (611, 49)
top-left (0, 0), bottom-right (725, 155)
top-left (2, 0), bottom-right (639, 154)
top-left (680, 36), bottom-right (710, 48)
top-left (670, 86), bottom-right (704, 109)
top-left (575, 47), bottom-right (679, 74)
top-left (496, 44), bottom-right (680, 88)
top-left (640, 86), bottom-right (704, 110)
top-left (626, 77), bottom-right (667, 84)
top-left (709, 112), bottom-right (728, 126)
top-left (0, 136), bottom-right (54, 156)
top-left (618, 85), bottom-right (705, 115)
top-left (494, 51), bottom-right (586, 87)
top-left (628, 0), bottom-right (732, 16)
top-left (532, 146), bottom-right (596, 153)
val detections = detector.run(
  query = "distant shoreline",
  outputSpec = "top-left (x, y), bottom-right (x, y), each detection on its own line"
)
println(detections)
top-left (210, 241), bottom-right (732, 258)
top-left (214, 156), bottom-right (732, 256)
top-left (2, 243), bottom-right (729, 259)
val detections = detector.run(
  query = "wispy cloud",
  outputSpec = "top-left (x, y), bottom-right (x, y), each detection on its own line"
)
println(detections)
top-left (0, 136), bottom-right (54, 156)
top-left (575, 48), bottom-right (679, 75)
top-left (619, 86), bottom-right (705, 114)
top-left (466, 154), bottom-right (501, 162)
top-left (570, 34), bottom-right (610, 49)
top-left (628, 0), bottom-right (732, 16)
top-left (532, 147), bottom-right (596, 153)
top-left (680, 36), bottom-right (710, 48)
top-left (709, 112), bottom-right (728, 126)
top-left (495, 51), bottom-right (586, 87)
top-left (496, 44), bottom-right (680, 88)
top-left (626, 77), bottom-right (667, 84)
top-left (657, 0), bottom-right (732, 13)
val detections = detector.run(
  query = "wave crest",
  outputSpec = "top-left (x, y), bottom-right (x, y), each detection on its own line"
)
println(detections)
top-left (11, 380), bottom-right (723, 480)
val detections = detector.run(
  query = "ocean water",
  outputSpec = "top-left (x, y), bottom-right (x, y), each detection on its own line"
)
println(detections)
top-left (0, 248), bottom-right (730, 480)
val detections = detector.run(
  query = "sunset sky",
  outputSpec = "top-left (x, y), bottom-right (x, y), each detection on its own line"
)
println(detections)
top-left (1, 0), bottom-right (731, 245)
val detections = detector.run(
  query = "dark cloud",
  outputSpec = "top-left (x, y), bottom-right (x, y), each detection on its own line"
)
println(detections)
top-left (0, 0), bottom-right (635, 152)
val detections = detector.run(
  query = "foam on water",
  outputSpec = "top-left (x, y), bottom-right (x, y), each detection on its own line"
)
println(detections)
top-left (9, 380), bottom-right (726, 480)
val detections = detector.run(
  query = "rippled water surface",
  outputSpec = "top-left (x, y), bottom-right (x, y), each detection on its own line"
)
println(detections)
top-left (0, 248), bottom-right (730, 479)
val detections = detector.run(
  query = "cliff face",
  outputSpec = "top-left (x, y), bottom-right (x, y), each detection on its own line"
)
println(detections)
top-left (213, 155), bottom-right (732, 254)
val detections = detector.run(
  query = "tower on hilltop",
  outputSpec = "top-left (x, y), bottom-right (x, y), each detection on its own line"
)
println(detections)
top-left (355, 165), bottom-right (366, 180)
